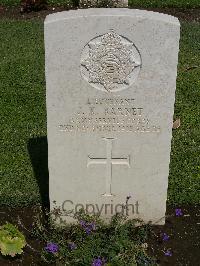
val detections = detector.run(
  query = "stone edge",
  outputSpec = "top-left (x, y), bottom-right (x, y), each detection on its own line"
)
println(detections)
top-left (44, 8), bottom-right (180, 26)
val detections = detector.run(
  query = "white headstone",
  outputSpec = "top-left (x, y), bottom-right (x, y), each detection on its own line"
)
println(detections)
top-left (45, 9), bottom-right (180, 225)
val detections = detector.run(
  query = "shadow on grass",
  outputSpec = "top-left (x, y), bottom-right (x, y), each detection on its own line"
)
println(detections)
top-left (28, 136), bottom-right (49, 209)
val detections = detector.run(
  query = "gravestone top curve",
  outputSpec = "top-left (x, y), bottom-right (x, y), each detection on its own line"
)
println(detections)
top-left (45, 8), bottom-right (179, 25)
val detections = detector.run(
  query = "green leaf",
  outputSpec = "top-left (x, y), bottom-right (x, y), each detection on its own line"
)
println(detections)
top-left (0, 223), bottom-right (26, 257)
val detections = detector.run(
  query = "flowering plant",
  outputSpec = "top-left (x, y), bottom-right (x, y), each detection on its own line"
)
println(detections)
top-left (45, 242), bottom-right (59, 254)
top-left (33, 200), bottom-right (157, 265)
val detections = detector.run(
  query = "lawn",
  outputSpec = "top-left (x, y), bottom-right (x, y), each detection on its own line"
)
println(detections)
top-left (129, 0), bottom-right (200, 8)
top-left (0, 20), bottom-right (46, 206)
top-left (0, 19), bottom-right (200, 207)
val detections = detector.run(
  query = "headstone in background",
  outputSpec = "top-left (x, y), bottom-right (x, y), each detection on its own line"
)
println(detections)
top-left (45, 9), bottom-right (180, 225)
top-left (79, 0), bottom-right (128, 8)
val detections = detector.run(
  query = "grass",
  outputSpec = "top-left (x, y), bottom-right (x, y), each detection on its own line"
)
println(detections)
top-left (0, 0), bottom-right (74, 6)
top-left (0, 20), bottom-right (200, 207)
top-left (129, 0), bottom-right (200, 9)
top-left (0, 20), bottom-right (46, 206)
top-left (0, 0), bottom-right (200, 8)
top-left (168, 22), bottom-right (200, 204)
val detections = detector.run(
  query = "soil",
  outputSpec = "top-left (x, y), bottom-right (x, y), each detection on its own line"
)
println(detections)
top-left (0, 5), bottom-right (199, 22)
top-left (0, 205), bottom-right (199, 265)
top-left (148, 205), bottom-right (200, 266)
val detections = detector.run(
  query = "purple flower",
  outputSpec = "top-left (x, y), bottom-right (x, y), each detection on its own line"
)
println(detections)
top-left (162, 233), bottom-right (170, 241)
top-left (45, 242), bottom-right (59, 254)
top-left (80, 220), bottom-right (96, 235)
top-left (92, 257), bottom-right (105, 266)
top-left (68, 242), bottom-right (77, 250)
top-left (90, 221), bottom-right (96, 230)
top-left (175, 208), bottom-right (183, 216)
top-left (80, 220), bottom-right (86, 227)
top-left (164, 250), bottom-right (172, 257)
top-left (86, 227), bottom-right (92, 235)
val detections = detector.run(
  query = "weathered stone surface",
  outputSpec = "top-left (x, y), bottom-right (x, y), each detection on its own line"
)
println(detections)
top-left (45, 9), bottom-right (180, 224)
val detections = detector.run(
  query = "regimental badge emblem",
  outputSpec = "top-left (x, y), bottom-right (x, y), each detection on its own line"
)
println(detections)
top-left (80, 30), bottom-right (141, 92)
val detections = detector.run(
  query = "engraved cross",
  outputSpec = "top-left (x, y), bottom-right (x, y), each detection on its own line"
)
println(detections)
top-left (87, 138), bottom-right (130, 197)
